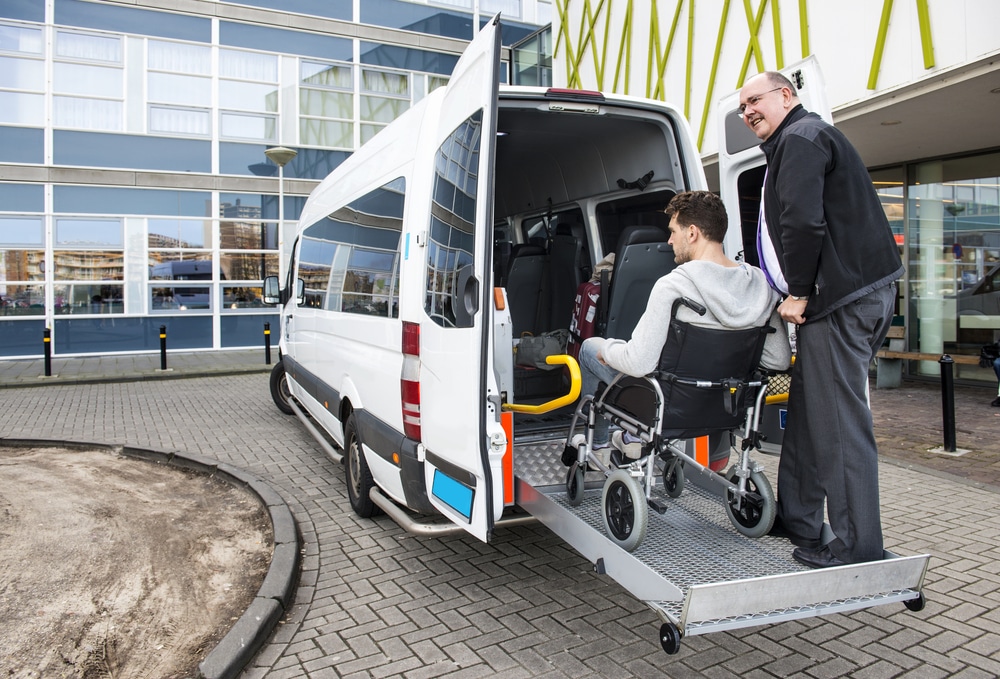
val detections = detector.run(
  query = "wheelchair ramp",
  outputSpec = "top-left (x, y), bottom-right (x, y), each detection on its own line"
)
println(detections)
top-left (513, 439), bottom-right (928, 646)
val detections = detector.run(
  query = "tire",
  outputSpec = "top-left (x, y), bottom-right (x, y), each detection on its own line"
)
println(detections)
top-left (601, 469), bottom-right (648, 552)
top-left (659, 622), bottom-right (681, 655)
top-left (345, 416), bottom-right (380, 518)
top-left (724, 467), bottom-right (775, 538)
top-left (269, 360), bottom-right (294, 415)
top-left (662, 458), bottom-right (685, 499)
top-left (904, 592), bottom-right (926, 612)
top-left (566, 463), bottom-right (585, 507)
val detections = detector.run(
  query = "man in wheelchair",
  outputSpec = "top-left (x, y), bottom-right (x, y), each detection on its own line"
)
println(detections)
top-left (564, 191), bottom-right (791, 551)
top-left (578, 190), bottom-right (790, 461)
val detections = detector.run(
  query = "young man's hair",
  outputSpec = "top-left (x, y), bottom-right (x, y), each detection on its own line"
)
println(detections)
top-left (663, 190), bottom-right (729, 243)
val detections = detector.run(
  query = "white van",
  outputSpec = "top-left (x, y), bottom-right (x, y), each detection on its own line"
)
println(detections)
top-left (264, 16), bottom-right (707, 541)
top-left (265, 18), bottom-right (927, 652)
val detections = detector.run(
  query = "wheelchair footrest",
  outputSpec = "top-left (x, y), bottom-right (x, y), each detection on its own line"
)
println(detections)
top-left (647, 498), bottom-right (668, 515)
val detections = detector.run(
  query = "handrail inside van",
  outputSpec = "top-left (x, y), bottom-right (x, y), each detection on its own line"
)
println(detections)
top-left (502, 354), bottom-right (581, 414)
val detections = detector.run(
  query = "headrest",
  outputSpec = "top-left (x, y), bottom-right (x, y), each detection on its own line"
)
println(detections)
top-left (617, 225), bottom-right (667, 251)
top-left (510, 243), bottom-right (546, 259)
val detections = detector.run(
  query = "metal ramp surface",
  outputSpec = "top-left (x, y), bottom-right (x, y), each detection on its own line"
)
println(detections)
top-left (513, 438), bottom-right (928, 646)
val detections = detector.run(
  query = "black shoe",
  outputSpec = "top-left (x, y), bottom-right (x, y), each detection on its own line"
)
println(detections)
top-left (992, 396), bottom-right (1000, 407)
top-left (767, 518), bottom-right (821, 549)
top-left (792, 545), bottom-right (846, 569)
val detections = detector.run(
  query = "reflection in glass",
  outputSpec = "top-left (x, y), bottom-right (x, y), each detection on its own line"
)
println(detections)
top-left (53, 96), bottom-right (122, 130)
top-left (0, 250), bottom-right (45, 282)
top-left (223, 285), bottom-right (264, 310)
top-left (0, 24), bottom-right (44, 54)
top-left (148, 253), bottom-right (212, 279)
top-left (149, 106), bottom-right (211, 136)
top-left (0, 284), bottom-right (44, 315)
top-left (0, 56), bottom-right (45, 89)
top-left (907, 152), bottom-right (1000, 383)
top-left (53, 250), bottom-right (124, 281)
top-left (221, 252), bottom-right (278, 280)
top-left (219, 49), bottom-right (278, 81)
top-left (300, 89), bottom-right (353, 118)
top-left (0, 217), bottom-right (43, 246)
top-left (54, 62), bottom-right (123, 98)
top-left (149, 72), bottom-right (211, 106)
top-left (220, 220), bottom-right (278, 250)
top-left (221, 111), bottom-right (276, 141)
top-left (151, 284), bottom-right (211, 310)
top-left (424, 111), bottom-right (481, 327)
top-left (56, 218), bottom-right (123, 247)
top-left (301, 61), bottom-right (352, 89)
top-left (148, 40), bottom-right (210, 75)
top-left (54, 283), bottom-right (124, 314)
top-left (300, 119), bottom-right (353, 148)
top-left (220, 79), bottom-right (279, 112)
top-left (148, 219), bottom-right (212, 248)
top-left (0, 91), bottom-right (44, 125)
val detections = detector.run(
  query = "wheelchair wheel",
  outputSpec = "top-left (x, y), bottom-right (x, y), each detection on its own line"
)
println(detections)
top-left (724, 468), bottom-right (775, 538)
top-left (662, 457), bottom-right (685, 498)
top-left (566, 462), bottom-right (585, 507)
top-left (601, 469), bottom-right (648, 552)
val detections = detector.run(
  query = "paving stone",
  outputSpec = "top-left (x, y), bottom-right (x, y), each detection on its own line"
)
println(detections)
top-left (2, 365), bottom-right (1000, 678)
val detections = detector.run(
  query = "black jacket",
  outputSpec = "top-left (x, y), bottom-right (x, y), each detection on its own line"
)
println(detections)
top-left (760, 105), bottom-right (903, 321)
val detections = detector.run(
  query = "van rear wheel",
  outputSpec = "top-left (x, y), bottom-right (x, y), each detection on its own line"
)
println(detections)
top-left (269, 361), bottom-right (294, 415)
top-left (345, 416), bottom-right (380, 518)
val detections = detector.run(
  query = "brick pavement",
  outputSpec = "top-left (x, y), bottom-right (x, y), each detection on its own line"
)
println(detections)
top-left (0, 371), bottom-right (998, 678)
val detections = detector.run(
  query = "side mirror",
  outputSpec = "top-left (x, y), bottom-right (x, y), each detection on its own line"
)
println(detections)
top-left (295, 278), bottom-right (305, 305)
top-left (263, 276), bottom-right (280, 305)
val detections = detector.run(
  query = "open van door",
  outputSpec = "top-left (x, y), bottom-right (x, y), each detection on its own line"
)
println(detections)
top-left (414, 16), bottom-right (502, 542)
top-left (717, 57), bottom-right (832, 264)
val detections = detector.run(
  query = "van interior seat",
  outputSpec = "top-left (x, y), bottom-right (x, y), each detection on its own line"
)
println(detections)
top-left (544, 221), bottom-right (588, 333)
top-left (602, 224), bottom-right (677, 341)
top-left (506, 243), bottom-right (549, 338)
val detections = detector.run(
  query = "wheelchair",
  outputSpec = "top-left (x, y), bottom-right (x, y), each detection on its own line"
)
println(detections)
top-left (561, 297), bottom-right (778, 552)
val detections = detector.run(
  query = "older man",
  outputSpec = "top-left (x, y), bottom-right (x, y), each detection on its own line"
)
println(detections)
top-left (739, 71), bottom-right (903, 568)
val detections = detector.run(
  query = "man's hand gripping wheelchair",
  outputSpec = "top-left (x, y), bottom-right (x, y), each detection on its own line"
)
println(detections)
top-left (561, 297), bottom-right (778, 552)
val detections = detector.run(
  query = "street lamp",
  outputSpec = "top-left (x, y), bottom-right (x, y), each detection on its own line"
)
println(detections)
top-left (264, 146), bottom-right (297, 282)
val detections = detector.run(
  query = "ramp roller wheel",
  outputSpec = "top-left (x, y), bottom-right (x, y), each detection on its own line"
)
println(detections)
top-left (601, 469), bottom-right (648, 552)
top-left (566, 463), bottom-right (585, 507)
top-left (659, 622), bottom-right (681, 655)
top-left (662, 458), bottom-right (684, 498)
top-left (724, 468), bottom-right (775, 538)
top-left (904, 592), bottom-right (926, 612)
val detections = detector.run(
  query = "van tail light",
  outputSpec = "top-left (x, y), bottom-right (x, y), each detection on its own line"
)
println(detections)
top-left (401, 321), bottom-right (421, 441)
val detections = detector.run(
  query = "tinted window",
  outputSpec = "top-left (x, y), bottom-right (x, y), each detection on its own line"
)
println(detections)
top-left (425, 111), bottom-right (481, 328)
top-left (299, 178), bottom-right (405, 317)
top-left (361, 1), bottom-right (474, 40)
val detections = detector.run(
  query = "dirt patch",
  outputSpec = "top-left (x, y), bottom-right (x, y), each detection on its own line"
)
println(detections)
top-left (0, 446), bottom-right (272, 678)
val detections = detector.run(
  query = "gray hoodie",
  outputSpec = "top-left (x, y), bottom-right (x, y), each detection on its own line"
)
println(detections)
top-left (599, 261), bottom-right (791, 376)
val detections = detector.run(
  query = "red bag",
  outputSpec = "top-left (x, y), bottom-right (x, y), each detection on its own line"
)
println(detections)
top-left (567, 280), bottom-right (600, 358)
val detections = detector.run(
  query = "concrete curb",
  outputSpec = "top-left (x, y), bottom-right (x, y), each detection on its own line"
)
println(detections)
top-left (0, 364), bottom-right (272, 389)
top-left (0, 437), bottom-right (300, 679)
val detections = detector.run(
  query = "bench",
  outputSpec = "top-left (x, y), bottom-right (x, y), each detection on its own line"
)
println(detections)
top-left (874, 326), bottom-right (980, 388)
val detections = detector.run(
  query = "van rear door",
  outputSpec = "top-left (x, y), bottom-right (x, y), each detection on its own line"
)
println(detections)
top-left (717, 57), bottom-right (831, 261)
top-left (416, 16), bottom-right (502, 542)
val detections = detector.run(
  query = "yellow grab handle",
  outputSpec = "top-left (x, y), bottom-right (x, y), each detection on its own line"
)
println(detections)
top-left (502, 354), bottom-right (581, 415)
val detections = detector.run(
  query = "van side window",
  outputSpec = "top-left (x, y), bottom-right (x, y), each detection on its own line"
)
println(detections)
top-left (424, 110), bottom-right (482, 328)
top-left (298, 177), bottom-right (405, 316)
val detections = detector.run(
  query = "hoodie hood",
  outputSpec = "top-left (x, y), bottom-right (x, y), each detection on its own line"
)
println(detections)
top-left (672, 261), bottom-right (779, 329)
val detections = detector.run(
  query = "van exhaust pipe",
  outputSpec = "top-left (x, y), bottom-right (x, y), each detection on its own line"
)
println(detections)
top-left (370, 487), bottom-right (537, 537)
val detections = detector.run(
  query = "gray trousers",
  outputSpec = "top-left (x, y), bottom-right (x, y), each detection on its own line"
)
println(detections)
top-left (776, 283), bottom-right (895, 563)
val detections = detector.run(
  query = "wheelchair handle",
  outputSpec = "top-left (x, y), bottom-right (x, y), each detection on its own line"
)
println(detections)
top-left (671, 296), bottom-right (707, 317)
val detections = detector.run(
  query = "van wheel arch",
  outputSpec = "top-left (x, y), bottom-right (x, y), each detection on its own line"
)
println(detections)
top-left (345, 414), bottom-right (381, 518)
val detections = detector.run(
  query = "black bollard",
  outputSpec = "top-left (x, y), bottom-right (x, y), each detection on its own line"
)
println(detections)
top-left (264, 322), bottom-right (272, 364)
top-left (159, 325), bottom-right (167, 371)
top-left (43, 327), bottom-right (52, 377)
top-left (939, 355), bottom-right (956, 453)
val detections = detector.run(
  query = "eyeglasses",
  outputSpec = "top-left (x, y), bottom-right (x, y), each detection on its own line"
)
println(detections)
top-left (738, 87), bottom-right (783, 118)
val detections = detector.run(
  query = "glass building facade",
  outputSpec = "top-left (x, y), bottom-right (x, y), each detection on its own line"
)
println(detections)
top-left (0, 0), bottom-right (549, 357)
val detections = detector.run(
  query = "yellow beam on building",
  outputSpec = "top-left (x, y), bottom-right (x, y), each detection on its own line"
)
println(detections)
top-left (798, 0), bottom-right (810, 57)
top-left (737, 0), bottom-right (768, 86)
top-left (916, 0), bottom-right (935, 68)
top-left (772, 0), bottom-right (784, 68)
top-left (697, 0), bottom-right (733, 149)
top-left (612, 0), bottom-right (634, 93)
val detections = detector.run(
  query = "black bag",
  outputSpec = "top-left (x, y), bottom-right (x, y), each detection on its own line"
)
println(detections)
top-left (979, 342), bottom-right (1000, 369)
